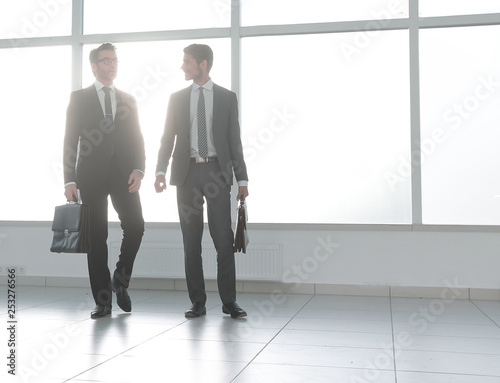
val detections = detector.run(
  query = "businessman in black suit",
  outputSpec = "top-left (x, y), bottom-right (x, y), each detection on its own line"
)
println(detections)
top-left (63, 43), bottom-right (145, 319)
top-left (155, 44), bottom-right (249, 319)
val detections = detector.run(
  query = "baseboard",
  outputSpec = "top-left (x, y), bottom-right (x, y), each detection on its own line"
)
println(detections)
top-left (1, 276), bottom-right (499, 300)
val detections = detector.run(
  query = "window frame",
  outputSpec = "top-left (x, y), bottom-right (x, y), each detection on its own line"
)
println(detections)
top-left (1, 0), bottom-right (500, 229)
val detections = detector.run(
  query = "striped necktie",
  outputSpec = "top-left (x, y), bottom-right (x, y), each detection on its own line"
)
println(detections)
top-left (197, 87), bottom-right (208, 158)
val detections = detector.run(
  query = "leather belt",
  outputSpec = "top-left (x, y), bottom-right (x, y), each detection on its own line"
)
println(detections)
top-left (191, 156), bottom-right (217, 163)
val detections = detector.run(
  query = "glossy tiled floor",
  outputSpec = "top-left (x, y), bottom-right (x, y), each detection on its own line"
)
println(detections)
top-left (2, 286), bottom-right (500, 382)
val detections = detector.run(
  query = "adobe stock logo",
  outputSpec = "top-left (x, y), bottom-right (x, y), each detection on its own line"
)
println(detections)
top-left (230, 235), bottom-right (339, 341)
top-left (129, 64), bottom-right (170, 103)
top-left (212, 0), bottom-right (232, 21)
top-left (340, 0), bottom-right (405, 63)
top-left (8, 0), bottom-right (70, 52)
top-left (242, 106), bottom-right (296, 163)
top-left (384, 74), bottom-right (500, 191)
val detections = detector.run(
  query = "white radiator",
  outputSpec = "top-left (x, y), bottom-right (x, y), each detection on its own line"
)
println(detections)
top-left (109, 242), bottom-right (282, 281)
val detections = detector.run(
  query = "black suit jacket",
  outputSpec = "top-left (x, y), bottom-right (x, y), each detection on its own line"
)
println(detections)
top-left (156, 83), bottom-right (247, 187)
top-left (63, 85), bottom-right (145, 187)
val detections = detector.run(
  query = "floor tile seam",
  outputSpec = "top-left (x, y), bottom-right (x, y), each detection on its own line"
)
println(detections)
top-left (284, 328), bottom-right (393, 335)
top-left (127, 296), bottom-right (175, 304)
top-left (303, 306), bottom-right (390, 313)
top-left (389, 333), bottom-right (500, 341)
top-left (117, 354), bottom-right (266, 365)
top-left (397, 348), bottom-right (500, 356)
top-left (150, 337), bottom-right (274, 345)
top-left (391, 320), bottom-right (500, 326)
top-left (390, 309), bottom-right (488, 315)
top-left (395, 368), bottom-right (500, 378)
top-left (293, 316), bottom-right (394, 322)
top-left (13, 317), bottom-right (91, 342)
top-left (392, 333), bottom-right (500, 339)
top-left (175, 324), bottom-right (289, 330)
top-left (391, 316), bottom-right (500, 324)
top-left (229, 293), bottom-right (317, 382)
top-left (303, 307), bottom-right (391, 313)
top-left (391, 324), bottom-right (500, 332)
top-left (231, 359), bottom-right (397, 371)
top-left (63, 318), bottom-right (192, 381)
top-left (16, 295), bottom-right (93, 311)
top-left (267, 342), bottom-right (394, 351)
top-left (388, 293), bottom-right (399, 383)
top-left (470, 300), bottom-right (500, 328)
top-left (397, 348), bottom-right (500, 357)
top-left (133, 337), bottom-right (270, 346)
top-left (278, 327), bottom-right (394, 334)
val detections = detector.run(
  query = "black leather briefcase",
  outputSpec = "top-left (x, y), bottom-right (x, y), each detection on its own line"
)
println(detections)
top-left (50, 203), bottom-right (91, 253)
top-left (233, 199), bottom-right (249, 254)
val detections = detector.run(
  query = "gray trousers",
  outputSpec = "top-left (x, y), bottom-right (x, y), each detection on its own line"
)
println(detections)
top-left (177, 161), bottom-right (236, 305)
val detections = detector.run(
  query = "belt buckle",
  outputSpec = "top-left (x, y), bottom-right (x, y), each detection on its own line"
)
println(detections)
top-left (196, 156), bottom-right (206, 163)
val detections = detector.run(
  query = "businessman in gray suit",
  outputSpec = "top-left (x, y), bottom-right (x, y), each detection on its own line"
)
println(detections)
top-left (64, 42), bottom-right (145, 319)
top-left (154, 44), bottom-right (248, 319)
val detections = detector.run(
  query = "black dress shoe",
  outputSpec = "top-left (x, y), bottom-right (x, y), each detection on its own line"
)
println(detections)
top-left (91, 304), bottom-right (112, 319)
top-left (185, 302), bottom-right (206, 318)
top-left (222, 302), bottom-right (247, 319)
top-left (112, 278), bottom-right (131, 312)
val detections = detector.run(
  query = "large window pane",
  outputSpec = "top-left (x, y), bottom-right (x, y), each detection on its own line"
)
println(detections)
top-left (82, 39), bottom-right (231, 222)
top-left (0, 46), bottom-right (71, 221)
top-left (0, 0), bottom-right (72, 39)
top-left (420, 0), bottom-right (500, 17)
top-left (84, 0), bottom-right (229, 34)
top-left (241, 0), bottom-right (408, 26)
top-left (420, 26), bottom-right (500, 225)
top-left (241, 31), bottom-right (411, 224)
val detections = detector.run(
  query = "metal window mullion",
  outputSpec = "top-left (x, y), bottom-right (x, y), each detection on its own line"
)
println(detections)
top-left (409, 0), bottom-right (422, 225)
top-left (71, 0), bottom-right (84, 91)
top-left (231, 0), bottom-right (241, 95)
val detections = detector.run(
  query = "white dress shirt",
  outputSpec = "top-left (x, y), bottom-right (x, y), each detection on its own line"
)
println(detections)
top-left (94, 80), bottom-right (117, 120)
top-left (157, 79), bottom-right (247, 187)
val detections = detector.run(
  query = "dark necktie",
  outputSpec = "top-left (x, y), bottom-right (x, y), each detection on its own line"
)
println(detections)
top-left (102, 86), bottom-right (113, 124)
top-left (197, 87), bottom-right (208, 158)
top-left (102, 86), bottom-right (114, 156)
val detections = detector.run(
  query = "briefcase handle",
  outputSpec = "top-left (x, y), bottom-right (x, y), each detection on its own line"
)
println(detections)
top-left (67, 192), bottom-right (81, 204)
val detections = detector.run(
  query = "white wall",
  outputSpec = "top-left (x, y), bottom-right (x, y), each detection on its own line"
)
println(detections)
top-left (1, 222), bottom-right (499, 290)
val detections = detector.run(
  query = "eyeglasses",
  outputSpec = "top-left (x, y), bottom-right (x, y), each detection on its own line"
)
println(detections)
top-left (96, 58), bottom-right (119, 65)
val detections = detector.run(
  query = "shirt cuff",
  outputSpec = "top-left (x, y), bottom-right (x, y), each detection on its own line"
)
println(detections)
top-left (133, 169), bottom-right (145, 178)
top-left (156, 171), bottom-right (166, 177)
top-left (64, 182), bottom-right (76, 188)
top-left (237, 180), bottom-right (248, 187)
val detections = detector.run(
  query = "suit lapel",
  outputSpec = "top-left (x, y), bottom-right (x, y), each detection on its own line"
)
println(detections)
top-left (212, 84), bottom-right (219, 130)
top-left (114, 88), bottom-right (125, 127)
top-left (180, 86), bottom-right (192, 134)
top-left (84, 85), bottom-right (105, 120)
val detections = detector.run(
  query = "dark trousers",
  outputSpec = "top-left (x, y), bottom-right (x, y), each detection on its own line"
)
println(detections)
top-left (177, 161), bottom-right (236, 305)
top-left (80, 161), bottom-right (144, 306)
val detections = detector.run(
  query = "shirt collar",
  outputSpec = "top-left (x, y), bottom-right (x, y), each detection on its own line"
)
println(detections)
top-left (94, 80), bottom-right (115, 93)
top-left (193, 79), bottom-right (213, 92)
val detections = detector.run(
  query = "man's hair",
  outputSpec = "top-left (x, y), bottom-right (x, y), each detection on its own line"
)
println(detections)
top-left (183, 44), bottom-right (213, 72)
top-left (89, 42), bottom-right (117, 63)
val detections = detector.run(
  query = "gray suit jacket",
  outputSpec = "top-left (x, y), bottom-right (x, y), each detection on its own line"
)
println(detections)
top-left (64, 85), bottom-right (145, 187)
top-left (156, 83), bottom-right (248, 187)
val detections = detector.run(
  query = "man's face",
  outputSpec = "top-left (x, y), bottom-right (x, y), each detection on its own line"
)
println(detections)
top-left (91, 49), bottom-right (118, 84)
top-left (181, 53), bottom-right (203, 82)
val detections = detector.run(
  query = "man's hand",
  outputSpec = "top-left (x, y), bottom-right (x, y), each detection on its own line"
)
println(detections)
top-left (154, 174), bottom-right (167, 193)
top-left (237, 186), bottom-right (249, 201)
top-left (64, 184), bottom-right (78, 202)
top-left (128, 170), bottom-right (143, 193)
